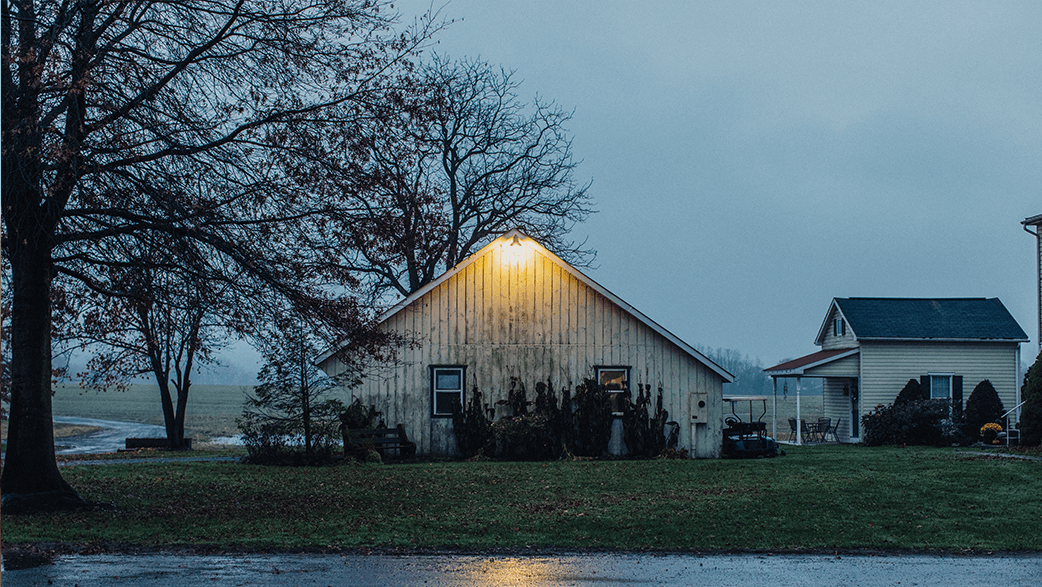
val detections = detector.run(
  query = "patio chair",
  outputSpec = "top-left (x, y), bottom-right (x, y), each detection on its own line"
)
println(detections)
top-left (824, 417), bottom-right (841, 442)
top-left (787, 418), bottom-right (798, 442)
top-left (815, 418), bottom-right (830, 443)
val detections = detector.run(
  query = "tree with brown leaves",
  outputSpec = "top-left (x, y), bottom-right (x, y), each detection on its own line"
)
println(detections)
top-left (1, 0), bottom-right (423, 512)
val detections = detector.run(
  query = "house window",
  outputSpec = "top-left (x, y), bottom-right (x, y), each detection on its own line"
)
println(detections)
top-left (431, 366), bottom-right (465, 417)
top-left (597, 366), bottom-right (631, 415)
top-left (834, 317), bottom-right (845, 336)
top-left (930, 374), bottom-right (953, 400)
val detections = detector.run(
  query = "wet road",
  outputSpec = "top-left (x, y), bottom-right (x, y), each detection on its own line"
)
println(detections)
top-left (2, 552), bottom-right (1040, 586)
top-left (52, 416), bottom-right (166, 454)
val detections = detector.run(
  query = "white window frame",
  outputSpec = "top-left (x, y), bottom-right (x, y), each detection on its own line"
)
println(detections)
top-left (929, 373), bottom-right (954, 400)
top-left (596, 366), bottom-right (631, 416)
top-left (431, 366), bottom-right (465, 418)
top-left (834, 317), bottom-right (845, 337)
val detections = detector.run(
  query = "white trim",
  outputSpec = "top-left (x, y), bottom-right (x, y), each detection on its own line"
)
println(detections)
top-left (318, 229), bottom-right (734, 382)
top-left (927, 372), bottom-right (955, 400)
top-left (814, 299), bottom-right (856, 346)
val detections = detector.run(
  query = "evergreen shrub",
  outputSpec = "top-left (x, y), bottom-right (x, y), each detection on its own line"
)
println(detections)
top-left (894, 379), bottom-right (927, 406)
top-left (963, 380), bottom-right (1005, 439)
top-left (1021, 351), bottom-right (1042, 446)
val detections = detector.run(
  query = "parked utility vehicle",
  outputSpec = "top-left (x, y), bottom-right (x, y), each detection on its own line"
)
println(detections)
top-left (722, 396), bottom-right (781, 458)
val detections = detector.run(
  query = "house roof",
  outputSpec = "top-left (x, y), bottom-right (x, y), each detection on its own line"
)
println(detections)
top-left (1023, 213), bottom-right (1042, 227)
top-left (816, 297), bottom-right (1028, 343)
top-left (763, 347), bottom-right (859, 374)
top-left (319, 229), bottom-right (734, 382)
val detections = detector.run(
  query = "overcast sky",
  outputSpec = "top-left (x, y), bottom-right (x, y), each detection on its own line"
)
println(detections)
top-left (387, 0), bottom-right (1042, 367)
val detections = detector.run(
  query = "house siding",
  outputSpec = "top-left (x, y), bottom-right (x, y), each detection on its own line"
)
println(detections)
top-left (820, 307), bottom-right (857, 350)
top-left (803, 354), bottom-right (859, 378)
top-left (858, 340), bottom-right (1020, 422)
top-left (822, 377), bottom-right (857, 442)
top-left (322, 240), bottom-right (725, 458)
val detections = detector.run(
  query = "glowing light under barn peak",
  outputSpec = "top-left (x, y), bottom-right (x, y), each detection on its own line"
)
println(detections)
top-left (501, 233), bottom-right (531, 266)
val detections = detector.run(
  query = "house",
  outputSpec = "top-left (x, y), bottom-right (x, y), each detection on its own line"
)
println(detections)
top-left (318, 229), bottom-right (733, 458)
top-left (765, 297), bottom-right (1028, 442)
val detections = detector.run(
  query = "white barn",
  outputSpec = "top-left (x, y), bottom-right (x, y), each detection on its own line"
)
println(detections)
top-left (319, 230), bottom-right (733, 458)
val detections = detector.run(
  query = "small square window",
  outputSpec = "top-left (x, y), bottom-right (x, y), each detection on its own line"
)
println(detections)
top-left (930, 374), bottom-right (952, 400)
top-left (597, 366), bottom-right (631, 415)
top-left (431, 366), bottom-right (465, 417)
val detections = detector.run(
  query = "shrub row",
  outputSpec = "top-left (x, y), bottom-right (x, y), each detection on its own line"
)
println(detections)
top-left (452, 377), bottom-right (678, 460)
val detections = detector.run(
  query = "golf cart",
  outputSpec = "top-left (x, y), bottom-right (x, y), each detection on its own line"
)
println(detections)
top-left (722, 396), bottom-right (782, 458)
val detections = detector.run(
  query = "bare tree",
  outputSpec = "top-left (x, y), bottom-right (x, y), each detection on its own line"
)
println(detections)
top-left (282, 55), bottom-right (595, 299)
top-left (65, 237), bottom-right (235, 450)
top-left (1, 0), bottom-right (422, 512)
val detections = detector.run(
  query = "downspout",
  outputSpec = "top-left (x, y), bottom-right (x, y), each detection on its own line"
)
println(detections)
top-left (1024, 220), bottom-right (1041, 353)
top-left (1016, 344), bottom-right (1022, 426)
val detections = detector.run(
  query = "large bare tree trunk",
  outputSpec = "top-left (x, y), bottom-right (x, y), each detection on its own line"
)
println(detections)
top-left (1, 214), bottom-right (87, 512)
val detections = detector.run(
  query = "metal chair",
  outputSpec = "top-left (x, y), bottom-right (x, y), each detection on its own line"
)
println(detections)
top-left (787, 418), bottom-right (798, 442)
top-left (815, 418), bottom-right (830, 442)
top-left (824, 417), bottom-right (841, 442)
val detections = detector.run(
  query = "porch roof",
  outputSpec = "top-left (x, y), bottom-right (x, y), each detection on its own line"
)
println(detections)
top-left (763, 347), bottom-right (859, 376)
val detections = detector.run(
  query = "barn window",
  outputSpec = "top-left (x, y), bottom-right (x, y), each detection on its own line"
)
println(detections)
top-left (597, 366), bottom-right (631, 415)
top-left (431, 366), bottom-right (465, 417)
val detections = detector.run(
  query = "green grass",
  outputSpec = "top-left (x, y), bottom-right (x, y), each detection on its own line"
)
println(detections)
top-left (51, 383), bottom-right (254, 440)
top-left (5, 445), bottom-right (1040, 551)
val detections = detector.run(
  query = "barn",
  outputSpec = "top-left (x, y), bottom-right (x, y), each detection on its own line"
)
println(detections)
top-left (318, 229), bottom-right (733, 458)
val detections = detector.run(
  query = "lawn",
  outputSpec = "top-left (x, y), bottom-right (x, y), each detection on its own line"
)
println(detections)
top-left (4, 444), bottom-right (1040, 552)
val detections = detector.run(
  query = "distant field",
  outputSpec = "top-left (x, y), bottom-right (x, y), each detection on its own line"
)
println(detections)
top-left (51, 383), bottom-right (254, 440)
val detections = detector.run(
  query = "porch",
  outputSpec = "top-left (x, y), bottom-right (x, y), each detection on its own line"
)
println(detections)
top-left (764, 348), bottom-right (862, 445)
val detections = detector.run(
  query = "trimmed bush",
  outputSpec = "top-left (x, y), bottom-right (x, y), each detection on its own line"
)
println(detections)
top-left (1021, 351), bottom-right (1042, 446)
top-left (861, 399), bottom-right (952, 446)
top-left (894, 379), bottom-right (927, 406)
top-left (482, 378), bottom-right (568, 460)
top-left (340, 398), bottom-right (383, 431)
top-left (487, 413), bottom-right (562, 460)
top-left (963, 380), bottom-right (1005, 439)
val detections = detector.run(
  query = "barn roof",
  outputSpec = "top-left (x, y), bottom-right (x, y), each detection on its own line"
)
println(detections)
top-left (320, 229), bottom-right (733, 381)
top-left (815, 297), bottom-right (1028, 344)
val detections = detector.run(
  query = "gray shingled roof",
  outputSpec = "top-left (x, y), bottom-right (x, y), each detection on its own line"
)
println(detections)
top-left (834, 298), bottom-right (1028, 341)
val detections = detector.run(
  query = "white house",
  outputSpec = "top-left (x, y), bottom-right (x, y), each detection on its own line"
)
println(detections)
top-left (765, 297), bottom-right (1028, 442)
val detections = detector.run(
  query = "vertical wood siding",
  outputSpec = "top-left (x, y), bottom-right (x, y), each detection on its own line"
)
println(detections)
top-left (322, 242), bottom-right (725, 458)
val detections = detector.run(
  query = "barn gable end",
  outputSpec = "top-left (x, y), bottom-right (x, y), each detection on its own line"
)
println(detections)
top-left (320, 230), bottom-right (731, 458)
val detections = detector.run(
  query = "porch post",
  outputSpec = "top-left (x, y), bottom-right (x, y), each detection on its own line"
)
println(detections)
top-left (772, 376), bottom-right (778, 440)
top-left (796, 376), bottom-right (802, 446)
